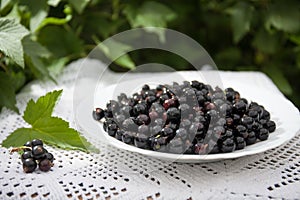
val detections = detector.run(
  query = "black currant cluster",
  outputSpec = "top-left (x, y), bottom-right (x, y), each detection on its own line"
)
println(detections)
top-left (21, 139), bottom-right (54, 173)
top-left (93, 81), bottom-right (276, 154)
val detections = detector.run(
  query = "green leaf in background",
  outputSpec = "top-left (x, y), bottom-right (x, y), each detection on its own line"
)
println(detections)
top-left (22, 35), bottom-right (51, 58)
top-left (123, 1), bottom-right (177, 42)
top-left (5, 4), bottom-right (21, 22)
top-left (226, 2), bottom-right (253, 43)
top-left (1, 90), bottom-right (95, 152)
top-left (22, 35), bottom-right (53, 80)
top-left (20, 0), bottom-right (49, 32)
top-left (252, 28), bottom-right (281, 54)
top-left (47, 0), bottom-right (61, 7)
top-left (48, 57), bottom-right (69, 76)
top-left (0, 0), bottom-right (11, 11)
top-left (96, 38), bottom-right (135, 69)
top-left (265, 0), bottom-right (300, 33)
top-left (38, 26), bottom-right (84, 58)
top-left (0, 72), bottom-right (18, 113)
top-left (68, 0), bottom-right (90, 14)
top-left (264, 66), bottom-right (293, 95)
top-left (10, 71), bottom-right (26, 92)
top-left (0, 18), bottom-right (29, 68)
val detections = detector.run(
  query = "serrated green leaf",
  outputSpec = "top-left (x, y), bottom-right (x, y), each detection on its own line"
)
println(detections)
top-left (252, 28), bottom-right (281, 54)
top-left (1, 118), bottom-right (91, 151)
top-left (226, 2), bottom-right (253, 43)
top-left (20, 0), bottom-right (49, 32)
top-left (22, 35), bottom-right (51, 58)
top-left (0, 18), bottom-right (29, 68)
top-left (97, 38), bottom-right (135, 69)
top-left (1, 90), bottom-right (95, 152)
top-left (0, 71), bottom-right (18, 113)
top-left (23, 90), bottom-right (62, 125)
top-left (123, 1), bottom-right (177, 42)
top-left (68, 0), bottom-right (90, 14)
top-left (265, 0), bottom-right (300, 33)
top-left (38, 26), bottom-right (84, 58)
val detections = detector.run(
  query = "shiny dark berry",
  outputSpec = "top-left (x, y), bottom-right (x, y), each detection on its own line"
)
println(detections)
top-left (136, 114), bottom-right (150, 125)
top-left (257, 128), bottom-right (269, 141)
top-left (235, 125), bottom-right (247, 138)
top-left (39, 159), bottom-right (52, 172)
top-left (134, 133), bottom-right (149, 149)
top-left (122, 118), bottom-right (136, 131)
top-left (31, 139), bottom-right (43, 147)
top-left (163, 98), bottom-right (178, 110)
top-left (168, 138), bottom-right (184, 154)
top-left (92, 108), bottom-right (105, 121)
top-left (115, 129), bottom-right (124, 140)
top-left (133, 103), bottom-right (147, 116)
top-left (24, 141), bottom-right (32, 148)
top-left (220, 138), bottom-right (236, 153)
top-left (166, 107), bottom-right (181, 122)
top-left (235, 136), bottom-right (246, 150)
top-left (176, 128), bottom-right (188, 140)
top-left (122, 131), bottom-right (135, 144)
top-left (21, 151), bottom-right (33, 163)
top-left (32, 145), bottom-right (46, 160)
top-left (161, 127), bottom-right (174, 137)
top-left (194, 142), bottom-right (208, 154)
top-left (233, 101), bottom-right (247, 115)
top-left (107, 123), bottom-right (118, 136)
top-left (241, 116), bottom-right (254, 126)
top-left (265, 120), bottom-right (276, 133)
top-left (246, 131), bottom-right (257, 145)
top-left (23, 158), bottom-right (37, 173)
top-left (260, 109), bottom-right (270, 120)
top-left (45, 152), bottom-right (54, 163)
top-left (142, 84), bottom-right (150, 91)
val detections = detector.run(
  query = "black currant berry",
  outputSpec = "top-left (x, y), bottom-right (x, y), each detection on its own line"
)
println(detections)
top-left (31, 139), bottom-right (43, 147)
top-left (23, 158), bottom-right (37, 173)
top-left (39, 159), bottom-right (52, 172)
top-left (32, 145), bottom-right (46, 160)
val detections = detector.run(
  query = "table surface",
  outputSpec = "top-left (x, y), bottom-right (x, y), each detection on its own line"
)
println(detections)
top-left (0, 58), bottom-right (300, 200)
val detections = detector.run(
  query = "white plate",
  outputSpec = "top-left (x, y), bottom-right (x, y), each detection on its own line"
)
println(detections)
top-left (75, 77), bottom-right (300, 163)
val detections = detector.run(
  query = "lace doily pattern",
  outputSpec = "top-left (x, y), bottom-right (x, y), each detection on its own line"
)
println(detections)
top-left (0, 59), bottom-right (299, 199)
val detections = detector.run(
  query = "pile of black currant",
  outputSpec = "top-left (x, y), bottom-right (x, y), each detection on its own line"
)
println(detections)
top-left (93, 81), bottom-right (276, 154)
top-left (21, 139), bottom-right (54, 173)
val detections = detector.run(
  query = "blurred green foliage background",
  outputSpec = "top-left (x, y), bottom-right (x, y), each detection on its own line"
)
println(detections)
top-left (0, 0), bottom-right (300, 112)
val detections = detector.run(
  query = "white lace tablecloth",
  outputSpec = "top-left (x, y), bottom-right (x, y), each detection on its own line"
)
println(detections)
top-left (0, 58), bottom-right (300, 200)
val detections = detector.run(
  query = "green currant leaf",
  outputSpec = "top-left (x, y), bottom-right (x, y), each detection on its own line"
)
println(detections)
top-left (1, 118), bottom-right (90, 152)
top-left (68, 0), bottom-right (89, 14)
top-left (37, 26), bottom-right (84, 58)
top-left (265, 0), bottom-right (300, 33)
top-left (23, 90), bottom-right (62, 125)
top-left (97, 38), bottom-right (135, 69)
top-left (1, 90), bottom-right (96, 152)
top-left (226, 2), bottom-right (253, 43)
top-left (123, 1), bottom-right (177, 42)
top-left (0, 18), bottom-right (29, 68)
top-left (0, 72), bottom-right (18, 113)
